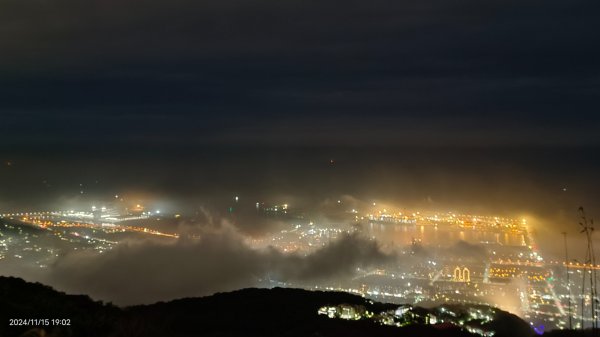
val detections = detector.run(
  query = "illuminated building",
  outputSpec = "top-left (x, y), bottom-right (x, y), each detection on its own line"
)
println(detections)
top-left (453, 267), bottom-right (471, 282)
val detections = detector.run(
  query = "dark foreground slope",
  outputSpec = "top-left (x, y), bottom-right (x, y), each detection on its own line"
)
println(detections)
top-left (0, 276), bottom-right (537, 337)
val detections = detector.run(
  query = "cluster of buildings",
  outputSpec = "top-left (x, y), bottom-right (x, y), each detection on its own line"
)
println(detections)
top-left (318, 303), bottom-right (497, 336)
top-left (256, 203), bottom-right (571, 331)
top-left (2, 199), bottom-right (596, 331)
top-left (0, 204), bottom-right (177, 270)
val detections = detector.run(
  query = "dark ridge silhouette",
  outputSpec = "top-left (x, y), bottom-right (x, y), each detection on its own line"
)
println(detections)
top-left (0, 276), bottom-right (120, 337)
top-left (0, 276), bottom-right (542, 337)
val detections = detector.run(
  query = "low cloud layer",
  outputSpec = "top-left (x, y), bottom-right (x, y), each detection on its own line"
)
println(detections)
top-left (40, 225), bottom-right (392, 305)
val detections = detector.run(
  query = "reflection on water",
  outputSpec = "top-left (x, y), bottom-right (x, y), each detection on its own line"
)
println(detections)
top-left (365, 222), bottom-right (525, 247)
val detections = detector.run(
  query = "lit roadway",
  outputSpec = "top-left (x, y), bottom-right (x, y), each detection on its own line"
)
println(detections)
top-left (1, 214), bottom-right (179, 239)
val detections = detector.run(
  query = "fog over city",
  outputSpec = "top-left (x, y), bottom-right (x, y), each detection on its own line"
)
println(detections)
top-left (1, 0), bottom-right (600, 334)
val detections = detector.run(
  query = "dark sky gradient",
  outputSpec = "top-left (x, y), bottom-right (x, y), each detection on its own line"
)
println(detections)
top-left (1, 0), bottom-right (599, 148)
top-left (0, 0), bottom-right (599, 227)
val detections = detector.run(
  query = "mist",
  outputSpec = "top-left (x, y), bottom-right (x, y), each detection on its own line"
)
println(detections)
top-left (5, 219), bottom-right (390, 305)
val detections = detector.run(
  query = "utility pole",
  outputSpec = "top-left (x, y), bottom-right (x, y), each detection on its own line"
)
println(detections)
top-left (563, 231), bottom-right (572, 329)
top-left (579, 207), bottom-right (597, 331)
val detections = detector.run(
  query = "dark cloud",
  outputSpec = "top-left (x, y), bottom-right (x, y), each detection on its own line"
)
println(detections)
top-left (274, 233), bottom-right (394, 281)
top-left (0, 0), bottom-right (599, 148)
top-left (39, 225), bottom-right (391, 305)
top-left (446, 240), bottom-right (488, 259)
top-left (409, 240), bottom-right (487, 261)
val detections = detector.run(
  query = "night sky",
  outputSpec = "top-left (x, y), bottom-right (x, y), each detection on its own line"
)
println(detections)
top-left (1, 0), bottom-right (600, 221)
top-left (2, 0), bottom-right (600, 306)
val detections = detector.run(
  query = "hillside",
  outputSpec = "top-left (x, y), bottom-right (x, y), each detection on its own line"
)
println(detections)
top-left (0, 276), bottom-right (535, 337)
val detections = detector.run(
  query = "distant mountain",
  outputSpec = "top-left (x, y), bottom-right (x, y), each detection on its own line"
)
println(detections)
top-left (0, 276), bottom-right (549, 337)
